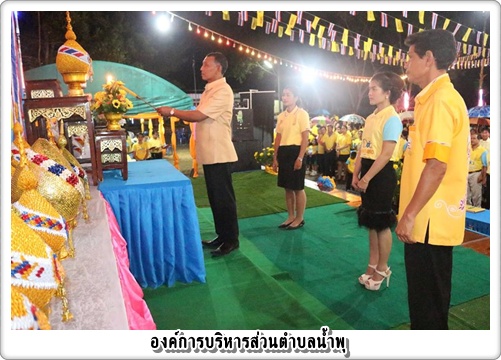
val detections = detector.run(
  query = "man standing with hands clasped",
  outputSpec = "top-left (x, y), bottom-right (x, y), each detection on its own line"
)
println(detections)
top-left (157, 52), bottom-right (239, 257)
top-left (396, 29), bottom-right (470, 329)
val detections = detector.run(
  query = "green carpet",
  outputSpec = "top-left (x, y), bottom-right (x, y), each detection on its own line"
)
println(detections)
top-left (144, 205), bottom-right (490, 330)
top-left (238, 203), bottom-right (490, 329)
top-left (190, 170), bottom-right (346, 219)
top-left (143, 170), bottom-right (490, 330)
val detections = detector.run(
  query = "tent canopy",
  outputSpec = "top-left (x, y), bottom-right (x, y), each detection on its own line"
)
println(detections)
top-left (24, 60), bottom-right (193, 115)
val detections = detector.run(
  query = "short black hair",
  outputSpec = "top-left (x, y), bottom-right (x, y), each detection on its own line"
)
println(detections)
top-left (206, 52), bottom-right (228, 75)
top-left (404, 29), bottom-right (457, 70)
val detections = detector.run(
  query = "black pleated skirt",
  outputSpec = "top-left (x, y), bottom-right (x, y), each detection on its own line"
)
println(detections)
top-left (277, 145), bottom-right (306, 190)
top-left (357, 158), bottom-right (397, 231)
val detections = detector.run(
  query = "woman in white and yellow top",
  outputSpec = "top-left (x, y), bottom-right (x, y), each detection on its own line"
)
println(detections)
top-left (352, 72), bottom-right (404, 291)
top-left (273, 86), bottom-right (310, 230)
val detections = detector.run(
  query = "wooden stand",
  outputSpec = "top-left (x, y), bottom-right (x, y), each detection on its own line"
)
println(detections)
top-left (95, 130), bottom-right (128, 181)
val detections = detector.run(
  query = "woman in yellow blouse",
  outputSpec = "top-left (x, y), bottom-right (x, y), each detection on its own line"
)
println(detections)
top-left (353, 72), bottom-right (404, 291)
top-left (272, 86), bottom-right (310, 230)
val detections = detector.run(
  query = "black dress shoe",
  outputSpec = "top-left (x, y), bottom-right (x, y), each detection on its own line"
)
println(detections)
top-left (202, 237), bottom-right (224, 248)
top-left (286, 220), bottom-right (305, 230)
top-left (211, 241), bottom-right (239, 257)
top-left (278, 221), bottom-right (293, 229)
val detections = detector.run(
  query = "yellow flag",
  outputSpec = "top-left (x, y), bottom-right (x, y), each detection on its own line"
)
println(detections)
top-left (222, 11), bottom-right (230, 21)
top-left (278, 26), bottom-right (284, 38)
top-left (462, 43), bottom-right (467, 54)
top-left (462, 28), bottom-right (472, 42)
top-left (364, 51), bottom-right (369, 61)
top-left (333, 42), bottom-right (340, 52)
top-left (380, 46), bottom-right (385, 55)
top-left (251, 17), bottom-right (257, 30)
top-left (288, 14), bottom-right (297, 29)
top-left (367, 11), bottom-right (375, 21)
top-left (388, 45), bottom-right (393, 57)
top-left (419, 11), bottom-right (424, 24)
top-left (364, 38), bottom-right (373, 52)
top-left (482, 48), bottom-right (486, 57)
top-left (256, 11), bottom-right (264, 27)
top-left (309, 33), bottom-right (316, 46)
top-left (483, 33), bottom-right (489, 47)
top-left (342, 28), bottom-right (349, 46)
top-left (331, 42), bottom-right (335, 52)
top-left (349, 46), bottom-right (354, 56)
top-left (442, 18), bottom-right (450, 30)
top-left (285, 26), bottom-right (292, 36)
top-left (317, 25), bottom-right (325, 39)
top-left (312, 16), bottom-right (320, 30)
top-left (395, 18), bottom-right (403, 32)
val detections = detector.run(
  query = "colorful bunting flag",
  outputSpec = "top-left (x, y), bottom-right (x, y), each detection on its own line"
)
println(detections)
top-left (431, 13), bottom-right (438, 29)
top-left (418, 11), bottom-right (424, 24)
top-left (331, 30), bottom-right (337, 42)
top-left (462, 27), bottom-right (472, 42)
top-left (342, 28), bottom-right (349, 46)
top-left (349, 11), bottom-right (356, 16)
top-left (205, 11), bottom-right (212, 16)
top-left (483, 33), bottom-right (489, 47)
top-left (312, 16), bottom-right (320, 30)
top-left (275, 11), bottom-right (281, 22)
top-left (299, 29), bottom-right (305, 43)
top-left (238, 12), bottom-right (244, 26)
top-left (305, 19), bottom-right (312, 33)
top-left (476, 31), bottom-right (482, 44)
top-left (256, 11), bottom-right (264, 27)
top-left (381, 13), bottom-right (388, 27)
top-left (309, 33), bottom-right (315, 46)
top-left (265, 21), bottom-right (271, 34)
top-left (395, 18), bottom-right (403, 33)
top-left (251, 17), bottom-right (257, 30)
top-left (453, 23), bottom-right (461, 36)
top-left (271, 19), bottom-right (278, 33)
top-left (407, 23), bottom-right (413, 36)
top-left (328, 23), bottom-right (334, 35)
top-left (297, 11), bottom-right (303, 25)
top-left (318, 25), bottom-right (325, 39)
top-left (367, 11), bottom-right (375, 21)
top-left (443, 18), bottom-right (450, 30)
top-left (222, 11), bottom-right (230, 21)
top-left (278, 26), bottom-right (284, 38)
top-left (403, 11), bottom-right (408, 18)
top-left (288, 14), bottom-right (297, 29)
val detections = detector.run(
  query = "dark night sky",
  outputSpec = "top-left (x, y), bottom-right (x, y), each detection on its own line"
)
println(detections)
top-left (16, 9), bottom-right (491, 117)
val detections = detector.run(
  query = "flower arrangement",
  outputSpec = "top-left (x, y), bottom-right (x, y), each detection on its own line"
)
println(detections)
top-left (90, 80), bottom-right (133, 115)
top-left (254, 146), bottom-right (275, 167)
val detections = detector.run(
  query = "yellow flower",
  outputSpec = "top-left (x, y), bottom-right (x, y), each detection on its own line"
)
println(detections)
top-left (393, 164), bottom-right (399, 170)
top-left (112, 99), bottom-right (121, 108)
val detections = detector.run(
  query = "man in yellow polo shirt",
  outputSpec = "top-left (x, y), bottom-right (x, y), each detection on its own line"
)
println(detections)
top-left (396, 29), bottom-right (470, 330)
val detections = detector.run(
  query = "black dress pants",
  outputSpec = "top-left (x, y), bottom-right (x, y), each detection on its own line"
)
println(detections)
top-left (404, 231), bottom-right (453, 330)
top-left (203, 162), bottom-right (239, 245)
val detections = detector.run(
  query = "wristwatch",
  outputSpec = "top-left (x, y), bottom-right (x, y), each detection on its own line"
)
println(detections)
top-left (169, 108), bottom-right (175, 116)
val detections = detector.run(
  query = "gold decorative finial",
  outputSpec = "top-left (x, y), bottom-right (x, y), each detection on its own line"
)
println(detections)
top-left (57, 119), bottom-right (68, 149)
top-left (65, 11), bottom-right (76, 41)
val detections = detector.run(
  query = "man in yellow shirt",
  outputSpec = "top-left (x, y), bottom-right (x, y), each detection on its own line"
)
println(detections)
top-left (322, 124), bottom-right (337, 177)
top-left (396, 29), bottom-right (470, 330)
top-left (467, 131), bottom-right (488, 207)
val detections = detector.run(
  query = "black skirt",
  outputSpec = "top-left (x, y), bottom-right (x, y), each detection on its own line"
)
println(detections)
top-left (277, 145), bottom-right (306, 190)
top-left (357, 158), bottom-right (397, 231)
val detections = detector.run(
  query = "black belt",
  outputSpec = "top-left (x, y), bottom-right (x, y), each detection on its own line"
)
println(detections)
top-left (469, 170), bottom-right (481, 174)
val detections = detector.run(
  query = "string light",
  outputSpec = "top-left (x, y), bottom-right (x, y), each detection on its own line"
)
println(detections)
top-left (162, 11), bottom-right (373, 83)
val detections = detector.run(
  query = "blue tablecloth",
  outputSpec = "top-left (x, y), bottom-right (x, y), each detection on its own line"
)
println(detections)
top-left (98, 160), bottom-right (206, 288)
top-left (465, 209), bottom-right (490, 236)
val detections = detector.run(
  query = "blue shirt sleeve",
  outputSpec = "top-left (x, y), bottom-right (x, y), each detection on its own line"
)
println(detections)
top-left (481, 151), bottom-right (488, 166)
top-left (382, 116), bottom-right (403, 142)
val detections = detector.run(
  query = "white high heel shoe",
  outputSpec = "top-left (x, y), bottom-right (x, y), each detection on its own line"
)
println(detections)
top-left (364, 267), bottom-right (392, 291)
top-left (358, 264), bottom-right (377, 285)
